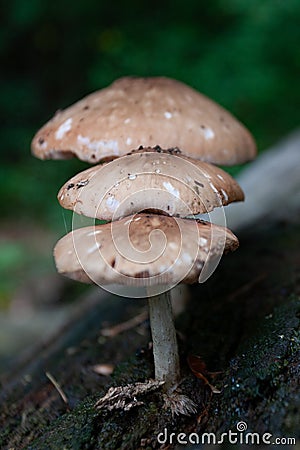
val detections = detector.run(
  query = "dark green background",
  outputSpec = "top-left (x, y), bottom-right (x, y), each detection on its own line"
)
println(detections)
top-left (1, 0), bottom-right (300, 223)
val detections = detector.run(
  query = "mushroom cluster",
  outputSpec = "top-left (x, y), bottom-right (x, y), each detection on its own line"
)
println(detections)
top-left (32, 77), bottom-right (256, 415)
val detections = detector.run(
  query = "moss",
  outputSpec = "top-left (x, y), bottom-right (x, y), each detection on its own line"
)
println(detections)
top-left (203, 295), bottom-right (300, 436)
top-left (26, 397), bottom-right (98, 450)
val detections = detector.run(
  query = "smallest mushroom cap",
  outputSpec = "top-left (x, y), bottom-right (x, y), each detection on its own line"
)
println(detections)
top-left (54, 213), bottom-right (239, 287)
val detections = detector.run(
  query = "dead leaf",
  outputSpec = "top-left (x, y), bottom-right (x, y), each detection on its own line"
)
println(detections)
top-left (95, 379), bottom-right (164, 411)
top-left (92, 363), bottom-right (114, 376)
top-left (187, 355), bottom-right (221, 394)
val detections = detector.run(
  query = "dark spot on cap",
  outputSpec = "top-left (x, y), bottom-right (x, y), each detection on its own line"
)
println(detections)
top-left (67, 183), bottom-right (75, 190)
top-left (195, 180), bottom-right (204, 188)
top-left (168, 147), bottom-right (181, 154)
top-left (83, 105), bottom-right (89, 110)
top-left (76, 180), bottom-right (89, 189)
top-left (38, 137), bottom-right (45, 145)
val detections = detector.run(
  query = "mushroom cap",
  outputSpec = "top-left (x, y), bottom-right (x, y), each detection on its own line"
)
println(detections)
top-left (54, 213), bottom-right (239, 286)
top-left (58, 148), bottom-right (244, 220)
top-left (32, 76), bottom-right (256, 165)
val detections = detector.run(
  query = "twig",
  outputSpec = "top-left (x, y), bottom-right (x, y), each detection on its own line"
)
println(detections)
top-left (101, 310), bottom-right (148, 337)
top-left (228, 273), bottom-right (266, 301)
top-left (45, 371), bottom-right (68, 405)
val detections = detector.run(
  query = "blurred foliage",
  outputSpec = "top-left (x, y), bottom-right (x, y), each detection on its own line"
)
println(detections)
top-left (1, 0), bottom-right (300, 228)
top-left (0, 242), bottom-right (27, 306)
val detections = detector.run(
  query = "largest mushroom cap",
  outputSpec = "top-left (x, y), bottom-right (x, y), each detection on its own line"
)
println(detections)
top-left (32, 76), bottom-right (256, 165)
top-left (58, 148), bottom-right (244, 220)
top-left (54, 213), bottom-right (239, 286)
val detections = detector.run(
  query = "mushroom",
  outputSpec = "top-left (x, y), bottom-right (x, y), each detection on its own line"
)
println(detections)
top-left (31, 75), bottom-right (256, 414)
top-left (31, 76), bottom-right (256, 165)
top-left (54, 213), bottom-right (239, 413)
top-left (57, 147), bottom-right (244, 221)
top-left (53, 144), bottom-right (244, 413)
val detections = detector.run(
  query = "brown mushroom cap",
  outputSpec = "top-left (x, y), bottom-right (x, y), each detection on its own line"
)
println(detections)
top-left (57, 148), bottom-right (244, 220)
top-left (54, 213), bottom-right (239, 286)
top-left (32, 77), bottom-right (256, 165)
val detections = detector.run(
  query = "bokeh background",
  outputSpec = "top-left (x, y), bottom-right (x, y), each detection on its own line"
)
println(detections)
top-left (1, 0), bottom-right (300, 369)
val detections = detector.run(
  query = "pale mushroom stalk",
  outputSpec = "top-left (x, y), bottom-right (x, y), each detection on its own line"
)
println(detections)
top-left (147, 287), bottom-right (198, 415)
top-left (147, 289), bottom-right (180, 390)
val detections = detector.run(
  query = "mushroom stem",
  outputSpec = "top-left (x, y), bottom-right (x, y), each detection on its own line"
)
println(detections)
top-left (148, 289), bottom-right (180, 391)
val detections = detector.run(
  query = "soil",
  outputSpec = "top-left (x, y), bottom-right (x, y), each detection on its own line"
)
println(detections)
top-left (0, 221), bottom-right (299, 449)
